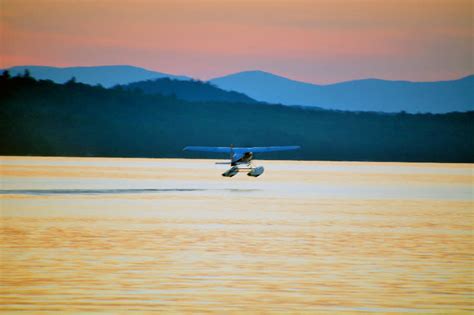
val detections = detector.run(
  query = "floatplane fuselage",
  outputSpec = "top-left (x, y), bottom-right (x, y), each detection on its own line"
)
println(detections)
top-left (183, 145), bottom-right (300, 177)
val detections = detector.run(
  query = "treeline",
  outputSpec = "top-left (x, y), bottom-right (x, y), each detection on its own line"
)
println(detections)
top-left (1, 73), bottom-right (473, 162)
top-left (121, 78), bottom-right (257, 104)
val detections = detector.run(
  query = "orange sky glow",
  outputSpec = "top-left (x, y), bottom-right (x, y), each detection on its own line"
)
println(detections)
top-left (1, 0), bottom-right (472, 83)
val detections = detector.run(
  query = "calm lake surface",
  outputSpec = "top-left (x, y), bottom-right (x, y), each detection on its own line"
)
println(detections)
top-left (1, 156), bottom-right (472, 313)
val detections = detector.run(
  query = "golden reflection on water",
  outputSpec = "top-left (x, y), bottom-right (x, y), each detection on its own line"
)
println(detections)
top-left (0, 157), bottom-right (473, 313)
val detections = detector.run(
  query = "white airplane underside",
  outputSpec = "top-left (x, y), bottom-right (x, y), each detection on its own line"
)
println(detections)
top-left (183, 146), bottom-right (300, 177)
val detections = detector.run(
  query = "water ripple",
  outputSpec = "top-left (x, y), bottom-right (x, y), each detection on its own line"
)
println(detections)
top-left (0, 188), bottom-right (261, 195)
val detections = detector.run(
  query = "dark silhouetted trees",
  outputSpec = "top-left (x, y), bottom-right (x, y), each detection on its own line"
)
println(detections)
top-left (1, 75), bottom-right (473, 162)
top-left (120, 78), bottom-right (258, 104)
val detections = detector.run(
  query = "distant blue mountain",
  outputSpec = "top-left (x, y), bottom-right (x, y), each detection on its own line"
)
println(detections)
top-left (4, 65), bottom-right (189, 87)
top-left (210, 70), bottom-right (474, 113)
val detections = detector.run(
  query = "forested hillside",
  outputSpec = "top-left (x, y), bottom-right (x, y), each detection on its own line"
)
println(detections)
top-left (1, 73), bottom-right (473, 162)
top-left (121, 78), bottom-right (257, 103)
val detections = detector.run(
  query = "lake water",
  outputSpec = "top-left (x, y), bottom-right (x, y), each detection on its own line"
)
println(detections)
top-left (1, 156), bottom-right (472, 313)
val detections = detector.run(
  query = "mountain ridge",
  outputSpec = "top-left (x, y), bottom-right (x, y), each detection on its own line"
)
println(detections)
top-left (211, 70), bottom-right (474, 86)
top-left (4, 65), bottom-right (189, 88)
top-left (4, 65), bottom-right (473, 113)
top-left (210, 71), bottom-right (474, 113)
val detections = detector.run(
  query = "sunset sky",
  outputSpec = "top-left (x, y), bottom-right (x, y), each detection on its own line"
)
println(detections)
top-left (1, 0), bottom-right (472, 83)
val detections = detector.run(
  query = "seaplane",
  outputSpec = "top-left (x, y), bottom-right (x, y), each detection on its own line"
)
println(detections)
top-left (183, 145), bottom-right (300, 177)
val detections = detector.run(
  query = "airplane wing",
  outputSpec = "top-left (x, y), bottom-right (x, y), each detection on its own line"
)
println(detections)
top-left (183, 146), bottom-right (232, 153)
top-left (235, 146), bottom-right (300, 153)
top-left (183, 146), bottom-right (300, 153)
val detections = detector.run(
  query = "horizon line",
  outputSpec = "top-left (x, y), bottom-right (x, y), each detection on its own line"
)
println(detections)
top-left (2, 63), bottom-right (473, 86)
